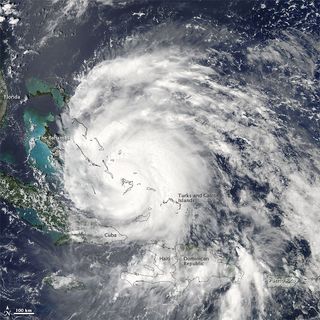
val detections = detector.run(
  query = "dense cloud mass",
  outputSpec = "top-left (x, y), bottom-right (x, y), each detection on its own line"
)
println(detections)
top-left (60, 23), bottom-right (320, 319)
top-left (2, 0), bottom-right (318, 318)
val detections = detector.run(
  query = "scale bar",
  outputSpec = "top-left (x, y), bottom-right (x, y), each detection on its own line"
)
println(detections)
top-left (13, 312), bottom-right (35, 315)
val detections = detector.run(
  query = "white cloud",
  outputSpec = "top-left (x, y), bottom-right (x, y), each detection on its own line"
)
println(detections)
top-left (60, 27), bottom-right (320, 317)
top-left (64, 50), bottom-right (214, 242)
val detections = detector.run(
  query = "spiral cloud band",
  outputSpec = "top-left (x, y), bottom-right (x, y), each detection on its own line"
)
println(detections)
top-left (62, 31), bottom-right (320, 318)
top-left (63, 50), bottom-right (223, 241)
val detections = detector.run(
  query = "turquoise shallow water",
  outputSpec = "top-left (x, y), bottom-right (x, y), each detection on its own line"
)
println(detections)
top-left (26, 78), bottom-right (66, 109)
top-left (23, 78), bottom-right (67, 175)
top-left (10, 79), bottom-right (69, 243)
top-left (17, 208), bottom-right (43, 226)
top-left (23, 108), bottom-right (55, 175)
top-left (17, 208), bottom-right (65, 242)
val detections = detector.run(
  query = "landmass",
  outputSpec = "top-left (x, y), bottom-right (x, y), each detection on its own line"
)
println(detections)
top-left (43, 273), bottom-right (85, 291)
top-left (0, 78), bottom-right (69, 243)
top-left (23, 107), bottom-right (57, 174)
top-left (0, 172), bottom-right (69, 242)
top-left (26, 77), bottom-right (68, 108)
top-left (24, 78), bottom-right (67, 171)
top-left (121, 243), bottom-right (243, 295)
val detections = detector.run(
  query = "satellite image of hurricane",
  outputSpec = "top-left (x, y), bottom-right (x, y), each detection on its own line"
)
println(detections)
top-left (0, 0), bottom-right (320, 319)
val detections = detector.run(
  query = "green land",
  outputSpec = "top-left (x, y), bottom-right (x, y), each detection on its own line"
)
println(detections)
top-left (0, 77), bottom-right (70, 244)
top-left (0, 171), bottom-right (69, 243)
top-left (0, 172), bottom-right (68, 230)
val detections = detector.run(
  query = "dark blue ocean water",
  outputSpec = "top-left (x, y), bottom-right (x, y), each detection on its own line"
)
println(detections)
top-left (0, 1), bottom-right (319, 319)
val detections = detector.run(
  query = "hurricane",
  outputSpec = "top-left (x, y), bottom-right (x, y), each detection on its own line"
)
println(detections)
top-left (59, 22), bottom-right (320, 319)
top-left (1, 0), bottom-right (319, 319)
